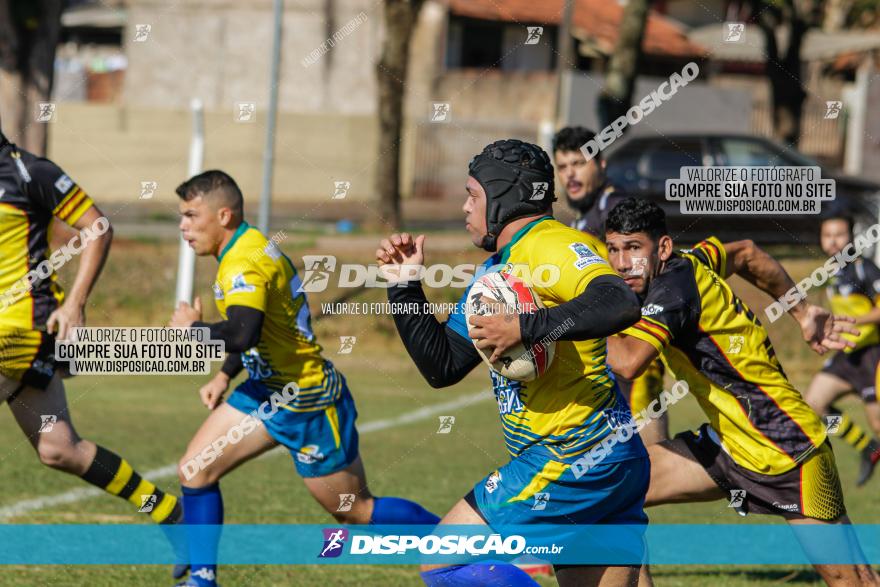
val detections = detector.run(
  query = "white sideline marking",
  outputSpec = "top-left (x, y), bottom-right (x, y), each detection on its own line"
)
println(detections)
top-left (0, 390), bottom-right (492, 519)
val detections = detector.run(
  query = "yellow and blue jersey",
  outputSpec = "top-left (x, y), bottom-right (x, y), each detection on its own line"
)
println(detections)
top-left (214, 222), bottom-right (340, 411)
top-left (446, 216), bottom-right (645, 465)
top-left (623, 237), bottom-right (828, 475)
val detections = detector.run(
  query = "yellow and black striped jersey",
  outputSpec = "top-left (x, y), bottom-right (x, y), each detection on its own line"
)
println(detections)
top-left (825, 258), bottom-right (880, 353)
top-left (0, 136), bottom-right (94, 330)
top-left (214, 222), bottom-right (340, 411)
top-left (623, 237), bottom-right (827, 475)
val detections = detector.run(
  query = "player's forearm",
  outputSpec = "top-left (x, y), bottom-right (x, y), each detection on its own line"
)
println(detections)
top-left (388, 282), bottom-right (480, 388)
top-left (193, 305), bottom-right (264, 353)
top-left (519, 274), bottom-right (641, 346)
top-left (854, 307), bottom-right (880, 326)
top-left (606, 334), bottom-right (653, 379)
top-left (220, 352), bottom-right (244, 378)
top-left (66, 227), bottom-right (113, 307)
top-left (724, 240), bottom-right (806, 314)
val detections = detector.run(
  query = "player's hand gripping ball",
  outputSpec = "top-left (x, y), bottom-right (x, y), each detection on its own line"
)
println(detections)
top-left (464, 272), bottom-right (555, 382)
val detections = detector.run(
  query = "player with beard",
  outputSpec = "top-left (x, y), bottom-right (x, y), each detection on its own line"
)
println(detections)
top-left (553, 127), bottom-right (667, 444)
top-left (551, 127), bottom-right (627, 235)
top-left (603, 198), bottom-right (878, 586)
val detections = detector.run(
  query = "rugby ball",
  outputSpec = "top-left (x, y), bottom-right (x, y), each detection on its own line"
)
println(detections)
top-left (464, 271), bottom-right (555, 382)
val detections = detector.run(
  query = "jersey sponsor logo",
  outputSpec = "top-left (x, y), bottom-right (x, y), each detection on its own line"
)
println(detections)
top-left (491, 371), bottom-right (525, 415)
top-left (604, 405), bottom-right (634, 431)
top-left (296, 444), bottom-right (325, 464)
top-left (642, 303), bottom-right (664, 316)
top-left (242, 348), bottom-right (274, 380)
top-left (229, 272), bottom-right (256, 294)
top-left (496, 388), bottom-right (525, 415)
top-left (212, 282), bottom-right (224, 299)
top-left (54, 174), bottom-right (74, 194)
top-left (569, 242), bottom-right (604, 270)
top-left (484, 470), bottom-right (502, 493)
top-left (772, 501), bottom-right (799, 512)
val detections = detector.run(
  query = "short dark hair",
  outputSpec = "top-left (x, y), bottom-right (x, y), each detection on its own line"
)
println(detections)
top-left (605, 197), bottom-right (668, 241)
top-left (820, 213), bottom-right (854, 236)
top-left (552, 126), bottom-right (601, 160)
top-left (175, 170), bottom-right (244, 218)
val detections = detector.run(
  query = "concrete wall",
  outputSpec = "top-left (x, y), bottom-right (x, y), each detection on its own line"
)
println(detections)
top-left (46, 102), bottom-right (377, 204)
top-left (124, 0), bottom-right (381, 114)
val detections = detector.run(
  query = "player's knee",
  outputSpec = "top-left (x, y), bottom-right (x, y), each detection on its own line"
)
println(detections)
top-left (331, 509), bottom-right (369, 525)
top-left (177, 455), bottom-right (219, 487)
top-left (36, 440), bottom-right (80, 472)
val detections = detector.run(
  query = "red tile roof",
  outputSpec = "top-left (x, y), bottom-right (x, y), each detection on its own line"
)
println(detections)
top-left (446, 0), bottom-right (705, 58)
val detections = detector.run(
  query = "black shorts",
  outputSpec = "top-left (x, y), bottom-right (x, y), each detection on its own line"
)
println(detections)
top-left (676, 424), bottom-right (846, 521)
top-left (821, 345), bottom-right (880, 402)
top-left (0, 327), bottom-right (58, 398)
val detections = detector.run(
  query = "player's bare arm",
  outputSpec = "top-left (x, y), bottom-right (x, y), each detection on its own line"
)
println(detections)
top-left (723, 239), bottom-right (857, 354)
top-left (197, 353), bottom-right (243, 409)
top-left (606, 333), bottom-right (660, 380)
top-left (850, 306), bottom-right (880, 326)
top-left (46, 205), bottom-right (113, 340)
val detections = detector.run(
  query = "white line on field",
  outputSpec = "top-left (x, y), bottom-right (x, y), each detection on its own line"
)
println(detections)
top-left (0, 390), bottom-right (492, 519)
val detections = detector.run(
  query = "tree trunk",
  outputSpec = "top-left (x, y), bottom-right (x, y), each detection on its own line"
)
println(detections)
top-left (753, 0), bottom-right (816, 147)
top-left (375, 0), bottom-right (423, 231)
top-left (596, 0), bottom-right (650, 129)
top-left (0, 0), bottom-right (62, 156)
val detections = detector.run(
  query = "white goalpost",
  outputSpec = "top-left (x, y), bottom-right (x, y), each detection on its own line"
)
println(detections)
top-left (174, 98), bottom-right (204, 305)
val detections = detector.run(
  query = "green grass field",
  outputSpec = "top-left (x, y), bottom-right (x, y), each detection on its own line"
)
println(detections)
top-left (0, 235), bottom-right (876, 586)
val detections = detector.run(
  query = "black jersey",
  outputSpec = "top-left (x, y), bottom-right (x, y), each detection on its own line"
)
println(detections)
top-left (570, 183), bottom-right (627, 236)
top-left (0, 135), bottom-right (95, 329)
top-left (624, 237), bottom-right (827, 474)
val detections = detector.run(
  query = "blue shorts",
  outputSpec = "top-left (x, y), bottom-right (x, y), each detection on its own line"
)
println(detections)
top-left (226, 378), bottom-right (360, 478)
top-left (468, 448), bottom-right (650, 527)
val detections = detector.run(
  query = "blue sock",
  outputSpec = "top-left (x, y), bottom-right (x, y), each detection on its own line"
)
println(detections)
top-left (370, 496), bottom-right (440, 525)
top-left (182, 484), bottom-right (223, 587)
top-left (421, 563), bottom-right (540, 586)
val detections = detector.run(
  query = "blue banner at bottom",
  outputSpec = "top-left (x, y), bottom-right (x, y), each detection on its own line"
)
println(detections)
top-left (0, 524), bottom-right (877, 565)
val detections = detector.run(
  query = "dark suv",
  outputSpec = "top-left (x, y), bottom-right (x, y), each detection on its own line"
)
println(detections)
top-left (604, 133), bottom-right (880, 244)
